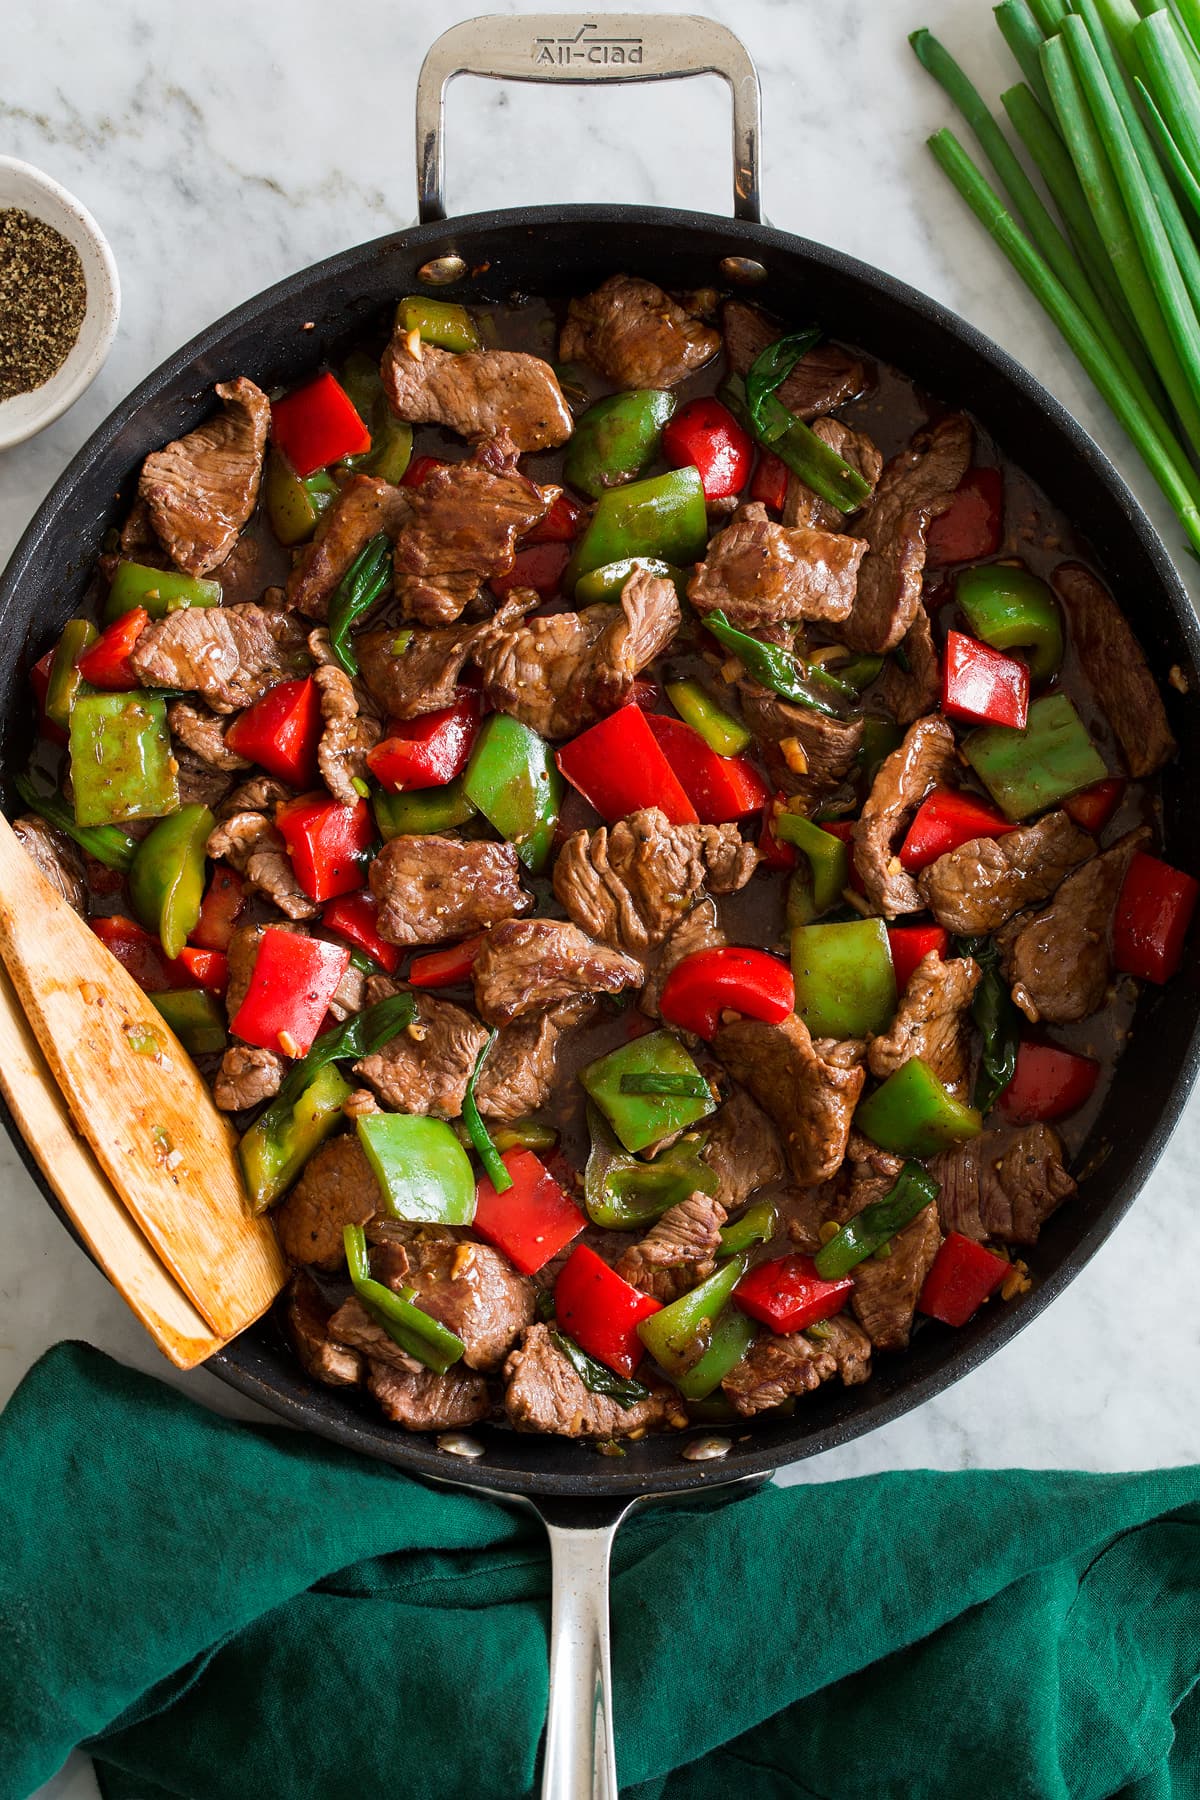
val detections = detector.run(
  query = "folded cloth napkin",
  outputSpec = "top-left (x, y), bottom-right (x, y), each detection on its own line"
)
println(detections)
top-left (2, 1343), bottom-right (1199, 1800)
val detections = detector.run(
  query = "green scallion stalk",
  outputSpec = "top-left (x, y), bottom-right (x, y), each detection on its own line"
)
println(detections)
top-left (1171, 0), bottom-right (1200, 67)
top-left (1134, 10), bottom-right (1200, 186)
top-left (618, 1071), bottom-right (711, 1099)
top-left (13, 775), bottom-right (138, 873)
top-left (1028, 0), bottom-right (1068, 30)
top-left (327, 533), bottom-right (392, 678)
top-left (1136, 78), bottom-right (1200, 233)
top-left (464, 1030), bottom-right (513, 1193)
top-left (343, 1223), bottom-right (466, 1373)
top-left (1092, 0), bottom-right (1150, 79)
top-left (994, 0), bottom-right (1056, 111)
top-left (702, 609), bottom-right (846, 719)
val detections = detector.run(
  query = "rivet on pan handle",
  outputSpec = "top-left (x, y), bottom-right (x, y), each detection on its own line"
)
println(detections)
top-left (415, 13), bottom-right (763, 225)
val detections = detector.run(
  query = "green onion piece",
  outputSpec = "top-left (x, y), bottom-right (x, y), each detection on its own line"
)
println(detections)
top-left (343, 1224), bottom-right (466, 1373)
top-left (814, 1163), bottom-right (941, 1280)
top-left (956, 935), bottom-right (1022, 1113)
top-left (550, 1330), bottom-right (651, 1407)
top-left (327, 533), bottom-right (392, 678)
top-left (265, 994), bottom-right (415, 1130)
top-left (744, 328), bottom-right (822, 434)
top-left (1028, 0), bottom-right (1068, 30)
top-left (994, 0), bottom-right (1056, 111)
top-left (464, 1029), bottom-right (513, 1192)
top-left (13, 774), bottom-right (138, 873)
top-left (702, 610), bottom-right (845, 719)
top-left (1134, 10), bottom-right (1200, 187)
top-left (618, 1071), bottom-right (711, 1099)
top-left (1136, 78), bottom-right (1200, 235)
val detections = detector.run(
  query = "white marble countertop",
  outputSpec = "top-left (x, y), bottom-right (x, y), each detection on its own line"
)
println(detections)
top-left (5, 1), bottom-right (1200, 1792)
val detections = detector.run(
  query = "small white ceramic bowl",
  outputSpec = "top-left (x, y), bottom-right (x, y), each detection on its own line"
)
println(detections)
top-left (0, 156), bottom-right (120, 451)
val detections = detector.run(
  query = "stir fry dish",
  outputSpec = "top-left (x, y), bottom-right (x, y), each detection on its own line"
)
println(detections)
top-left (14, 272), bottom-right (1196, 1443)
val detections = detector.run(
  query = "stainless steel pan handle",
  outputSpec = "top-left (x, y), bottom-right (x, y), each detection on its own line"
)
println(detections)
top-left (537, 1498), bottom-right (635, 1800)
top-left (416, 13), bottom-right (762, 225)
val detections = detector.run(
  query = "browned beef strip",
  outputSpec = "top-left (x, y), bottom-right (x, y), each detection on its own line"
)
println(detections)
top-left (275, 1135), bottom-right (381, 1270)
top-left (382, 335), bottom-right (572, 451)
top-left (392, 440), bottom-right (552, 626)
top-left (836, 1133), bottom-right (907, 1224)
top-left (326, 957), bottom-right (366, 1023)
top-left (357, 594), bottom-right (532, 720)
top-left (701, 1087), bottom-right (786, 1212)
top-left (560, 274), bottom-right (721, 389)
top-left (841, 415), bottom-right (972, 652)
top-left (285, 1271), bottom-right (364, 1388)
top-left (13, 816), bottom-right (86, 914)
top-left (355, 990), bottom-right (489, 1117)
top-left (117, 495), bottom-right (166, 563)
top-left (918, 812), bottom-right (1094, 936)
top-left (504, 1323), bottom-right (687, 1437)
top-left (367, 1359), bottom-right (491, 1430)
top-left (553, 808), bottom-right (757, 956)
top-left (130, 603), bottom-right (310, 713)
top-left (722, 1316), bottom-right (871, 1416)
top-left (471, 918), bottom-right (642, 1027)
top-left (875, 603), bottom-right (941, 725)
top-left (867, 951), bottom-right (982, 1099)
top-left (999, 827), bottom-right (1150, 1023)
top-left (286, 475), bottom-right (411, 621)
top-left (721, 301), bottom-right (866, 418)
top-left (739, 683), bottom-right (864, 808)
top-left (328, 1295), bottom-right (423, 1372)
top-left (613, 1191), bottom-right (728, 1305)
top-left (370, 836), bottom-right (531, 948)
top-left (218, 775), bottom-right (293, 817)
top-left (853, 716), bottom-right (958, 918)
top-left (474, 1001), bottom-right (592, 1122)
top-left (640, 897), bottom-right (726, 1019)
top-left (687, 501), bottom-right (866, 628)
top-left (784, 419), bottom-right (883, 532)
top-left (313, 663), bottom-right (381, 804)
top-left (138, 377), bottom-right (270, 576)
top-left (401, 1237), bottom-right (536, 1372)
top-left (850, 1204), bottom-right (942, 1352)
top-left (174, 749), bottom-right (236, 812)
top-left (167, 701), bottom-right (251, 771)
top-left (207, 817), bottom-right (318, 920)
top-left (213, 1044), bottom-right (284, 1111)
top-left (931, 1123), bottom-right (1075, 1245)
top-left (1052, 562), bottom-right (1176, 778)
top-left (714, 1013), bottom-right (865, 1186)
top-left (474, 566), bottom-right (680, 739)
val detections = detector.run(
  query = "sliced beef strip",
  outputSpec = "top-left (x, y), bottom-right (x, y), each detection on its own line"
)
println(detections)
top-left (553, 808), bottom-right (757, 956)
top-left (700, 1086), bottom-right (786, 1212)
top-left (1052, 562), bottom-right (1176, 778)
top-left (850, 1204), bottom-right (942, 1352)
top-left (207, 815), bottom-right (318, 920)
top-left (721, 301), bottom-right (866, 418)
top-left (167, 701), bottom-right (251, 771)
top-left (474, 566), bottom-right (680, 739)
top-left (218, 775), bottom-right (293, 817)
top-left (326, 957), bottom-right (366, 1023)
top-left (867, 950), bottom-right (982, 1099)
top-left (382, 334), bottom-right (572, 452)
top-left (560, 274), bottom-right (721, 389)
top-left (504, 1322), bottom-right (687, 1437)
top-left (354, 990), bottom-right (489, 1117)
top-left (12, 816), bottom-right (86, 914)
top-left (138, 377), bottom-right (270, 577)
top-left (173, 749), bottom-right (236, 812)
top-left (613, 1191), bottom-right (728, 1306)
top-left (393, 439), bottom-right (552, 626)
top-left (471, 918), bottom-right (642, 1027)
top-left (275, 1134), bottom-right (381, 1271)
top-left (714, 1013), bottom-right (865, 1187)
top-left (875, 603), bottom-right (940, 726)
top-left (640, 896), bottom-right (726, 1019)
top-left (835, 1133), bottom-right (907, 1225)
top-left (367, 1359), bottom-right (491, 1430)
top-left (313, 663), bottom-right (381, 804)
top-left (999, 827), bottom-right (1150, 1024)
top-left (475, 999), bottom-right (594, 1121)
top-left (212, 1044), bottom-right (285, 1112)
top-left (117, 495), bottom-right (166, 563)
top-left (931, 1123), bottom-right (1076, 1245)
top-left (357, 594), bottom-right (533, 720)
top-left (784, 418), bottom-right (883, 532)
top-left (285, 1271), bottom-right (364, 1388)
top-left (686, 501), bottom-right (866, 628)
top-left (918, 812), bottom-right (1095, 937)
top-left (853, 716), bottom-right (958, 918)
top-left (739, 682), bottom-right (864, 808)
top-left (722, 1317), bottom-right (871, 1416)
top-left (370, 836), bottom-right (532, 948)
top-left (286, 474), bottom-right (411, 621)
top-left (130, 603), bottom-right (310, 713)
top-left (328, 1295), bottom-right (423, 1373)
top-left (841, 414), bottom-right (972, 652)
top-left (402, 1237), bottom-right (536, 1372)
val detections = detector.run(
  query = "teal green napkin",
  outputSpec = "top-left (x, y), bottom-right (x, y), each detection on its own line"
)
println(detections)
top-left (1, 1342), bottom-right (1199, 1800)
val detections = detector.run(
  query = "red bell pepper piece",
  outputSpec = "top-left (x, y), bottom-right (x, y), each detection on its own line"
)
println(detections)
top-left (918, 1231), bottom-right (1010, 1327)
top-left (173, 945), bottom-right (229, 997)
top-left (400, 454), bottom-right (447, 489)
top-left (554, 1243), bottom-right (661, 1377)
top-left (758, 793), bottom-right (797, 871)
top-left (473, 1148), bottom-right (587, 1275)
top-left (942, 629), bottom-right (1029, 731)
top-left (488, 540), bottom-right (571, 603)
top-left (645, 714), bottom-right (769, 823)
top-left (734, 1254), bottom-right (853, 1334)
top-left (556, 705), bottom-right (699, 827)
top-left (30, 649), bottom-right (68, 746)
top-left (661, 397), bottom-right (753, 501)
top-left (998, 1040), bottom-right (1099, 1124)
top-left (228, 925), bottom-right (351, 1057)
top-left (749, 449), bottom-right (789, 512)
top-left (366, 693), bottom-right (480, 793)
top-left (276, 792), bottom-right (376, 902)
top-left (887, 924), bottom-right (949, 993)
top-left (270, 372), bottom-right (370, 479)
top-left (1112, 850), bottom-right (1199, 985)
top-left (91, 915), bottom-right (177, 993)
top-left (76, 609), bottom-right (149, 692)
top-left (321, 890), bottom-right (400, 974)
top-left (659, 945), bottom-right (794, 1039)
top-left (224, 677), bottom-right (322, 789)
top-left (925, 466), bottom-right (1004, 567)
top-left (1064, 778), bottom-right (1124, 835)
top-left (524, 490), bottom-right (586, 544)
top-left (407, 933), bottom-right (484, 988)
top-left (190, 866), bottom-right (246, 953)
top-left (899, 788), bottom-right (1015, 873)
top-left (821, 818), bottom-right (866, 895)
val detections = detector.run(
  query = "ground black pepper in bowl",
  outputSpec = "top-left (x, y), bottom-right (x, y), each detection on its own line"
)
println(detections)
top-left (0, 207), bottom-right (87, 401)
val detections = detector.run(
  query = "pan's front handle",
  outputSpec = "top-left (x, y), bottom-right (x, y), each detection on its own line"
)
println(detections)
top-left (416, 13), bottom-right (762, 226)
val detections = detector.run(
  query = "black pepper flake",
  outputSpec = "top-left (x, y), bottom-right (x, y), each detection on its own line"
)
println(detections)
top-left (0, 207), bottom-right (88, 401)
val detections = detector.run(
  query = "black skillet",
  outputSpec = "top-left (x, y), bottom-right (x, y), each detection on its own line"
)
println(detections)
top-left (3, 16), bottom-right (1200, 1795)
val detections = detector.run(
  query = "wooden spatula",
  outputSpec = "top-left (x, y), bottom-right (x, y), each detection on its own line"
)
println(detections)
top-left (0, 811), bottom-right (287, 1348)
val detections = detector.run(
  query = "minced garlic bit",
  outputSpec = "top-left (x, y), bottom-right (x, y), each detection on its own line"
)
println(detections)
top-left (451, 1242), bottom-right (476, 1278)
top-left (277, 1030), bottom-right (302, 1059)
top-left (405, 327), bottom-right (423, 360)
top-left (780, 736), bottom-right (809, 775)
top-left (407, 1019), bottom-right (427, 1043)
top-left (1001, 1259), bottom-right (1032, 1302)
top-left (719, 656), bottom-right (743, 684)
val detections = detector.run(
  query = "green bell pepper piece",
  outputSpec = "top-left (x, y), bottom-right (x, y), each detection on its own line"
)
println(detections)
top-left (150, 987), bottom-right (228, 1056)
top-left (573, 557), bottom-right (687, 607)
top-left (45, 619), bottom-right (97, 730)
top-left (395, 295), bottom-right (482, 354)
top-left (462, 713), bottom-right (561, 873)
top-left (128, 803), bottom-right (213, 959)
top-left (13, 775), bottom-right (139, 873)
top-left (263, 451), bottom-right (339, 547)
top-left (963, 693), bottom-right (1107, 821)
top-left (717, 1200), bottom-right (777, 1257)
top-left (239, 1062), bottom-right (352, 1213)
top-left (835, 653), bottom-right (885, 693)
top-left (855, 1057), bottom-right (983, 1158)
top-left (339, 351), bottom-right (414, 485)
top-left (356, 1112), bottom-right (477, 1225)
top-left (584, 1104), bottom-right (717, 1228)
top-left (104, 561), bottom-right (222, 623)
top-left (581, 1030), bottom-right (716, 1155)
top-left (565, 466), bottom-right (708, 590)
top-left (791, 917), bottom-right (897, 1038)
top-left (814, 1162), bottom-right (940, 1279)
top-left (673, 1308), bottom-right (757, 1401)
top-left (373, 779), bottom-right (476, 839)
top-left (859, 714), bottom-right (904, 785)
top-left (776, 815), bottom-right (849, 920)
top-left (664, 678), bottom-right (751, 756)
top-left (564, 389), bottom-right (676, 499)
top-left (69, 692), bottom-right (179, 828)
top-left (637, 1253), bottom-right (749, 1378)
top-left (344, 1223), bottom-right (466, 1373)
top-left (956, 564), bottom-right (1064, 683)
